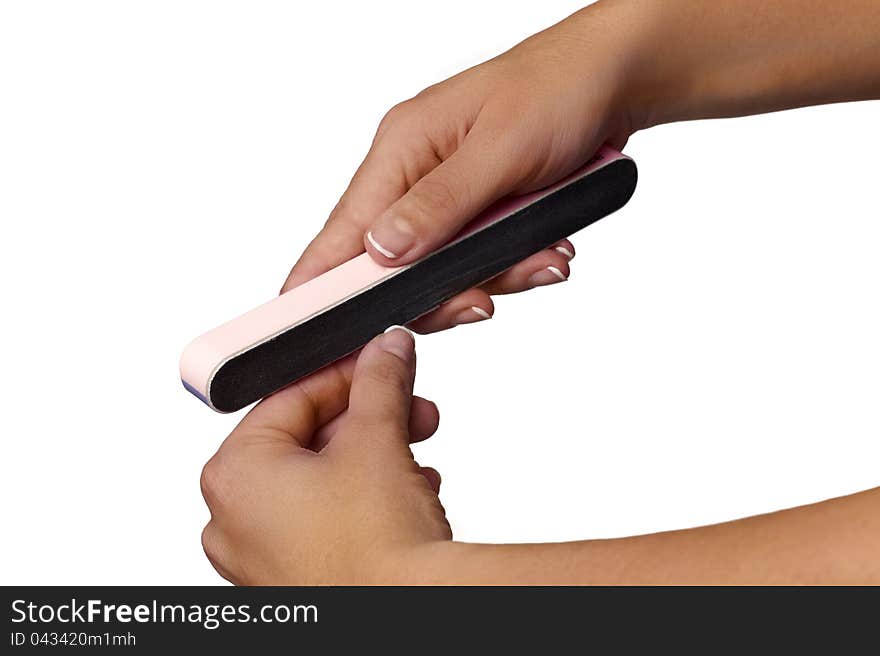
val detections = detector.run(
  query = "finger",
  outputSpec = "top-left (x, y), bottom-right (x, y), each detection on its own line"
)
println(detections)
top-left (481, 245), bottom-right (572, 296)
top-left (310, 395), bottom-right (440, 452)
top-left (341, 326), bottom-right (416, 453)
top-left (201, 523), bottom-right (238, 584)
top-left (281, 216), bottom-right (372, 293)
top-left (408, 288), bottom-right (494, 334)
top-left (364, 121), bottom-right (524, 265)
top-left (419, 466), bottom-right (442, 494)
top-left (280, 145), bottom-right (410, 293)
top-left (407, 238), bottom-right (573, 332)
top-left (308, 413), bottom-right (344, 451)
top-left (227, 355), bottom-right (358, 450)
top-left (484, 239), bottom-right (573, 292)
top-left (551, 239), bottom-right (576, 262)
top-left (281, 122), bottom-right (442, 293)
top-left (406, 397), bottom-right (441, 444)
top-left (280, 170), bottom-right (403, 293)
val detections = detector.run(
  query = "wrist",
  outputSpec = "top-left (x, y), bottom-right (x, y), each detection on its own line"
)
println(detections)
top-left (550, 1), bottom-right (697, 133)
top-left (600, 0), bottom-right (880, 129)
top-left (590, 0), bottom-right (708, 130)
top-left (371, 541), bottom-right (461, 584)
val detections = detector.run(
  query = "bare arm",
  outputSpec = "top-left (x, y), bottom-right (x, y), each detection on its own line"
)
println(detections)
top-left (623, 0), bottom-right (880, 128)
top-left (202, 335), bottom-right (880, 584)
top-left (204, 2), bottom-right (880, 585)
top-left (281, 0), bottom-right (880, 332)
top-left (407, 487), bottom-right (880, 584)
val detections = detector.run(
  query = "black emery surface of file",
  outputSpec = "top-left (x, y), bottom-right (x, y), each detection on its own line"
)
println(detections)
top-left (210, 158), bottom-right (637, 412)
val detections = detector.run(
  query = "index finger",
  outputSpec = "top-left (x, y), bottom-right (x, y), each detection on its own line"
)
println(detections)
top-left (280, 141), bottom-right (409, 293)
top-left (224, 354), bottom-right (357, 450)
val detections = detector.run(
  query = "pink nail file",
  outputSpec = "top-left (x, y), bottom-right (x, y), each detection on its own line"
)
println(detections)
top-left (181, 146), bottom-right (637, 412)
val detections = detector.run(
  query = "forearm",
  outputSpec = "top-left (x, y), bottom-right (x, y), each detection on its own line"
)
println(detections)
top-left (562, 0), bottom-right (880, 130)
top-left (401, 487), bottom-right (880, 584)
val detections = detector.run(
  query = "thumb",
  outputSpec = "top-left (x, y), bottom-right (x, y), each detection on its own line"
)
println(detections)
top-left (364, 123), bottom-right (520, 265)
top-left (344, 326), bottom-right (417, 450)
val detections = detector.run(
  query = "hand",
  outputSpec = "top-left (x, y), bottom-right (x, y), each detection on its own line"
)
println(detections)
top-left (281, 2), bottom-right (649, 332)
top-left (198, 328), bottom-right (880, 585)
top-left (200, 333), bottom-right (880, 585)
top-left (199, 328), bottom-right (453, 584)
top-left (282, 0), bottom-right (880, 334)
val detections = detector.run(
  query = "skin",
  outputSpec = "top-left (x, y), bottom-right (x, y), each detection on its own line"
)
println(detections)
top-left (204, 0), bottom-right (880, 583)
top-left (203, 329), bottom-right (880, 584)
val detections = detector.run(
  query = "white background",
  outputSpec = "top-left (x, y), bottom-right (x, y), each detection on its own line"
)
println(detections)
top-left (1, 1), bottom-right (877, 585)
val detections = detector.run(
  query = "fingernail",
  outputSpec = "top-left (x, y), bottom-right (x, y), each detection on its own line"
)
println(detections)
top-left (555, 246), bottom-right (575, 260)
top-left (380, 325), bottom-right (415, 362)
top-left (366, 231), bottom-right (398, 258)
top-left (367, 215), bottom-right (416, 259)
top-left (454, 305), bottom-right (492, 326)
top-left (528, 266), bottom-right (568, 287)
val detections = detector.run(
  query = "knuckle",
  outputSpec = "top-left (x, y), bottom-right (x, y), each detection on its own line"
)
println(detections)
top-left (414, 81), bottom-right (441, 100)
top-left (344, 417), bottom-right (408, 451)
top-left (323, 200), bottom-right (345, 227)
top-left (376, 100), bottom-right (415, 137)
top-left (552, 259), bottom-right (571, 278)
top-left (199, 451), bottom-right (233, 504)
top-left (200, 523), bottom-right (222, 561)
top-left (366, 401), bottom-right (409, 432)
top-left (199, 460), bottom-right (217, 500)
top-left (200, 525), bottom-right (240, 583)
top-left (318, 211), bottom-right (362, 248)
top-left (365, 357), bottom-right (410, 391)
top-left (398, 176), bottom-right (462, 234)
top-left (413, 176), bottom-right (460, 215)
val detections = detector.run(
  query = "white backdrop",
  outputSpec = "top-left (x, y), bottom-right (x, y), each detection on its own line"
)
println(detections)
top-left (1, 1), bottom-right (877, 584)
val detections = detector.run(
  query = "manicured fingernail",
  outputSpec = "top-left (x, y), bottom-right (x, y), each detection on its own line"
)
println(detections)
top-left (384, 324), bottom-right (415, 336)
top-left (555, 246), bottom-right (575, 259)
top-left (454, 305), bottom-right (492, 325)
top-left (380, 325), bottom-right (415, 362)
top-left (528, 266), bottom-right (568, 287)
top-left (367, 216), bottom-right (415, 259)
top-left (366, 231), bottom-right (398, 258)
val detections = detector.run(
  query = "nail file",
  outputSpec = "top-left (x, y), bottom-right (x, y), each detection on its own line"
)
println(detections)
top-left (181, 146), bottom-right (637, 412)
